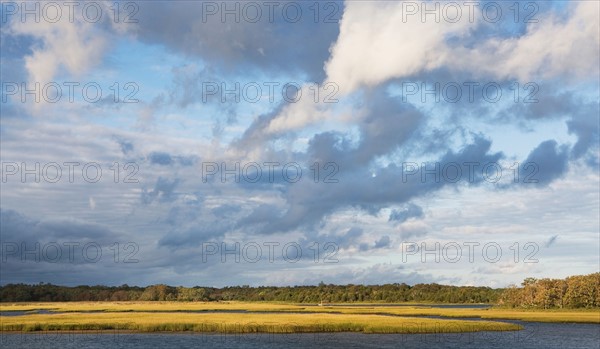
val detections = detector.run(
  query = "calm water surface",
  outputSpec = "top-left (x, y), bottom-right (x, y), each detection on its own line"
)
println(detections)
top-left (1, 322), bottom-right (599, 349)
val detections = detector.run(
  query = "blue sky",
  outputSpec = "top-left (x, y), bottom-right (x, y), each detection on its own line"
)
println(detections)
top-left (0, 0), bottom-right (598, 288)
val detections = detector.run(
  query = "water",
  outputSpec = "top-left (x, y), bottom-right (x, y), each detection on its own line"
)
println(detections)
top-left (1, 323), bottom-right (599, 349)
top-left (305, 304), bottom-right (492, 309)
top-left (0, 310), bottom-right (54, 316)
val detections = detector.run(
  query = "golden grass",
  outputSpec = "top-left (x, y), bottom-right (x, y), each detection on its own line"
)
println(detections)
top-left (0, 301), bottom-right (297, 313)
top-left (1, 301), bottom-right (597, 334)
top-left (325, 306), bottom-right (600, 323)
top-left (0, 311), bottom-right (520, 334)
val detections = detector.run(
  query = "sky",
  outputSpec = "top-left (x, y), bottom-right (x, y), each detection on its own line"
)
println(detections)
top-left (0, 0), bottom-right (598, 288)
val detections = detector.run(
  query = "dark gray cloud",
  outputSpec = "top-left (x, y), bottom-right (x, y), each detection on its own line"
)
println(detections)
top-left (149, 151), bottom-right (173, 165)
top-left (373, 235), bottom-right (391, 249)
top-left (338, 227), bottom-right (363, 249)
top-left (389, 204), bottom-right (424, 224)
top-left (521, 140), bottom-right (569, 186)
top-left (147, 151), bottom-right (196, 167)
top-left (241, 135), bottom-right (503, 235)
top-left (308, 91), bottom-right (423, 170)
top-left (0, 209), bottom-right (119, 243)
top-left (134, 1), bottom-right (341, 81)
top-left (387, 70), bottom-right (598, 170)
top-left (0, 209), bottom-right (130, 283)
top-left (158, 223), bottom-right (232, 249)
top-left (1, 231), bottom-right (147, 285)
top-left (220, 84), bottom-right (513, 235)
top-left (141, 177), bottom-right (181, 204)
top-left (231, 103), bottom-right (288, 153)
top-left (545, 235), bottom-right (559, 248)
top-left (113, 136), bottom-right (134, 155)
top-left (567, 103), bottom-right (600, 160)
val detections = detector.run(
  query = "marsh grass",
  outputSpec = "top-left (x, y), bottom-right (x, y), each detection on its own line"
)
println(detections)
top-left (0, 312), bottom-right (521, 334)
top-left (1, 301), bottom-right (596, 334)
top-left (340, 307), bottom-right (600, 323)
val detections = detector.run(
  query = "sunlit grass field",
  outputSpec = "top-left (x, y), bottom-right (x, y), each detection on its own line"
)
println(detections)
top-left (1, 302), bottom-right (597, 333)
top-left (0, 311), bottom-right (521, 333)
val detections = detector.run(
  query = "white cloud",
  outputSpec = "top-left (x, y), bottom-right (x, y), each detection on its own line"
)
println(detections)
top-left (6, 1), bottom-right (136, 84)
top-left (265, 85), bottom-right (333, 134)
top-left (10, 20), bottom-right (105, 84)
top-left (457, 1), bottom-right (600, 82)
top-left (325, 1), bottom-right (473, 94)
top-left (326, 1), bottom-right (599, 94)
top-left (264, 84), bottom-right (362, 134)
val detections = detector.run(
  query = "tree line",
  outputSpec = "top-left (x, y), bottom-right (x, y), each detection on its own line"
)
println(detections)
top-left (498, 273), bottom-right (599, 309)
top-left (0, 283), bottom-right (500, 303)
top-left (1, 273), bottom-right (597, 308)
